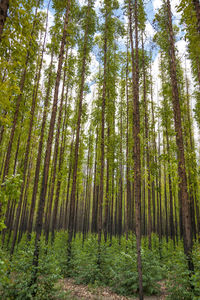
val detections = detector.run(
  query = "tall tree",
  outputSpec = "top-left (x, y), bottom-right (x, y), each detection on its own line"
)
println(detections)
top-left (32, 0), bottom-right (71, 285)
top-left (68, 0), bottom-right (95, 246)
top-left (128, 0), bottom-right (143, 298)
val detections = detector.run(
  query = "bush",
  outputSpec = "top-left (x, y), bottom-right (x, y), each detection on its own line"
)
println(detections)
top-left (0, 236), bottom-right (62, 300)
top-left (165, 242), bottom-right (200, 300)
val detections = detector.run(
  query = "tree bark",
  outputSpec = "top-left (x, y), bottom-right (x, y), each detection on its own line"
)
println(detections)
top-left (166, 0), bottom-right (193, 271)
top-left (0, 0), bottom-right (9, 41)
top-left (27, 15), bottom-right (54, 240)
top-left (128, 0), bottom-right (143, 298)
top-left (51, 54), bottom-right (68, 243)
top-left (193, 0), bottom-right (200, 34)
top-left (10, 4), bottom-right (49, 254)
top-left (98, 6), bottom-right (108, 246)
top-left (1, 2), bottom-right (40, 220)
top-left (32, 1), bottom-right (71, 286)
top-left (142, 34), bottom-right (151, 249)
top-left (68, 0), bottom-right (91, 245)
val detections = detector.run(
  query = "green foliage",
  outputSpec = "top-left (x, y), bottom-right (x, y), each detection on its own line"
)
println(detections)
top-left (159, 241), bottom-right (200, 300)
top-left (71, 237), bottom-right (104, 285)
top-left (0, 174), bottom-right (22, 231)
top-left (0, 236), bottom-right (63, 300)
top-left (192, 243), bottom-right (200, 297)
top-left (109, 237), bottom-right (163, 296)
top-left (0, 248), bottom-right (11, 293)
top-left (2, 233), bottom-right (200, 299)
top-left (54, 233), bottom-right (164, 297)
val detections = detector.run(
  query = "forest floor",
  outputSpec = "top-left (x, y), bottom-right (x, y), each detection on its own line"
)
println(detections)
top-left (59, 278), bottom-right (168, 300)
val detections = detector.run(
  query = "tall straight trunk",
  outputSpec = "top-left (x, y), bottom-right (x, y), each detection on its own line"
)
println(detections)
top-left (114, 185), bottom-right (118, 236)
top-left (126, 42), bottom-right (131, 238)
top-left (13, 125), bottom-right (22, 175)
top-left (128, 0), bottom-right (143, 298)
top-left (6, 199), bottom-right (17, 248)
top-left (92, 129), bottom-right (99, 233)
top-left (27, 48), bottom-right (54, 240)
top-left (51, 80), bottom-right (69, 242)
top-left (98, 7), bottom-right (108, 245)
top-left (83, 142), bottom-right (93, 241)
top-left (3, 198), bottom-right (14, 245)
top-left (104, 126), bottom-right (110, 242)
top-left (10, 5), bottom-right (49, 254)
top-left (142, 34), bottom-right (151, 249)
top-left (2, 1), bottom-right (39, 182)
top-left (118, 96), bottom-right (123, 239)
top-left (166, 132), bottom-right (175, 244)
top-left (64, 132), bottom-right (74, 230)
top-left (1, 2), bottom-right (40, 217)
top-left (18, 157), bottom-right (33, 244)
top-left (1, 124), bottom-right (22, 244)
top-left (174, 191), bottom-right (178, 243)
top-left (163, 137), bottom-right (168, 242)
top-left (158, 129), bottom-right (162, 241)
top-left (185, 74), bottom-right (198, 239)
top-left (109, 99), bottom-right (116, 241)
top-left (43, 152), bottom-right (55, 240)
top-left (0, 0), bottom-right (9, 41)
top-left (68, 0), bottom-right (91, 245)
top-left (109, 169), bottom-right (114, 241)
top-left (45, 51), bottom-right (68, 244)
top-left (32, 1), bottom-right (71, 285)
top-left (166, 0), bottom-right (193, 271)
top-left (150, 90), bottom-right (156, 233)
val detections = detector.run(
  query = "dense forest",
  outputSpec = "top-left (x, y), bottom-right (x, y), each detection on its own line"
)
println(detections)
top-left (0, 0), bottom-right (200, 299)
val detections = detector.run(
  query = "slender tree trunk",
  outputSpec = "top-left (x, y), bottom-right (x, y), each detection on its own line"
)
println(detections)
top-left (166, 0), bottom-right (193, 271)
top-left (142, 34), bottom-right (151, 249)
top-left (126, 42), bottom-right (131, 239)
top-left (10, 5), bottom-right (49, 254)
top-left (6, 199), bottom-right (16, 248)
top-left (98, 7), bottom-right (108, 246)
top-left (158, 129), bottom-right (162, 242)
top-left (27, 47), bottom-right (54, 240)
top-left (92, 129), bottom-right (99, 233)
top-left (64, 132), bottom-right (74, 230)
top-left (1, 2), bottom-right (40, 223)
top-left (1, 126), bottom-right (22, 244)
top-left (2, 2), bottom-right (39, 183)
top-left (51, 80), bottom-right (69, 242)
top-left (166, 132), bottom-right (175, 244)
top-left (129, 0), bottom-right (143, 298)
top-left (118, 95), bottom-right (123, 239)
top-left (68, 0), bottom-right (91, 246)
top-left (185, 74), bottom-right (198, 240)
top-left (32, 1), bottom-right (71, 286)
top-left (45, 51), bottom-right (68, 244)
top-left (109, 170), bottom-right (114, 241)
top-left (163, 138), bottom-right (169, 242)
top-left (83, 140), bottom-right (93, 241)
top-left (150, 96), bottom-right (156, 233)
top-left (104, 126), bottom-right (110, 242)
top-left (18, 158), bottom-right (32, 244)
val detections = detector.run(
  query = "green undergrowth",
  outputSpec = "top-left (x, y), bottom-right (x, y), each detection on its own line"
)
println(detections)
top-left (0, 232), bottom-right (200, 299)
top-left (0, 235), bottom-right (64, 300)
